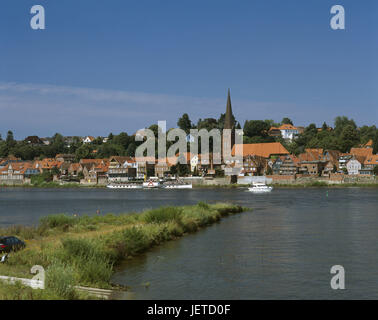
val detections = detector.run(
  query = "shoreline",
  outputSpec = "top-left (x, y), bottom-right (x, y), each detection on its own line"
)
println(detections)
top-left (0, 202), bottom-right (246, 300)
top-left (1, 181), bottom-right (377, 189)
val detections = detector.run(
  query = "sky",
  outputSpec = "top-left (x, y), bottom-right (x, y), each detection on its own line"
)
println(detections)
top-left (1, 0), bottom-right (377, 139)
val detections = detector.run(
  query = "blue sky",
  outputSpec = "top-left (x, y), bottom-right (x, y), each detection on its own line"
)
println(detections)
top-left (1, 0), bottom-right (377, 139)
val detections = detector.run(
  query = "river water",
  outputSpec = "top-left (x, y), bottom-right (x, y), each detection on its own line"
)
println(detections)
top-left (0, 187), bottom-right (377, 299)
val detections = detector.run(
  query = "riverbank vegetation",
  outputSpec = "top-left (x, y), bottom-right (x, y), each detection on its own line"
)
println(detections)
top-left (1, 116), bottom-right (377, 161)
top-left (0, 202), bottom-right (246, 300)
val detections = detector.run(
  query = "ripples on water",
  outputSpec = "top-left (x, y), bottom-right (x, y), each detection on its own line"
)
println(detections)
top-left (1, 187), bottom-right (377, 299)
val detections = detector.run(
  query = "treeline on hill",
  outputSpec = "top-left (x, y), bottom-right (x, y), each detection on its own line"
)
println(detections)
top-left (0, 115), bottom-right (377, 161)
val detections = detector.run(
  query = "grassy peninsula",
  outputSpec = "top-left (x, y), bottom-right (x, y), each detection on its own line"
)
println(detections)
top-left (0, 202), bottom-right (246, 299)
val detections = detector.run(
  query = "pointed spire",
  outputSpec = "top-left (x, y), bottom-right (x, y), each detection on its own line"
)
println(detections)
top-left (224, 88), bottom-right (234, 130)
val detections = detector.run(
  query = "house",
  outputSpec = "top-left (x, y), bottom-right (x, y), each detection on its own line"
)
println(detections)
top-left (238, 155), bottom-right (267, 176)
top-left (177, 152), bottom-right (200, 172)
top-left (108, 156), bottom-right (137, 182)
top-left (267, 127), bottom-right (282, 138)
top-left (343, 147), bottom-right (374, 175)
top-left (80, 159), bottom-right (109, 184)
top-left (55, 154), bottom-right (75, 163)
top-left (134, 157), bottom-right (156, 179)
top-left (82, 136), bottom-right (95, 144)
top-left (346, 157), bottom-right (363, 175)
top-left (277, 124), bottom-right (299, 141)
top-left (24, 136), bottom-right (44, 145)
top-left (339, 154), bottom-right (353, 171)
top-left (34, 158), bottom-right (64, 172)
top-left (360, 154), bottom-right (378, 175)
top-left (68, 163), bottom-right (82, 176)
top-left (298, 149), bottom-right (325, 176)
top-left (271, 156), bottom-right (285, 175)
top-left (279, 155), bottom-right (299, 175)
top-left (0, 162), bottom-right (39, 185)
top-left (232, 142), bottom-right (290, 159)
top-left (350, 147), bottom-right (373, 157)
top-left (40, 138), bottom-right (51, 145)
top-left (154, 157), bottom-right (177, 178)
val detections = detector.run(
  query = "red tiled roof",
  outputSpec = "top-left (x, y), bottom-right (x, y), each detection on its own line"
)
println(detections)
top-left (278, 124), bottom-right (298, 130)
top-left (364, 154), bottom-right (378, 165)
top-left (350, 147), bottom-right (373, 158)
top-left (232, 143), bottom-right (289, 158)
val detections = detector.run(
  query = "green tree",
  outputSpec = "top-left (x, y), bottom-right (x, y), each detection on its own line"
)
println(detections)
top-left (75, 144), bottom-right (93, 161)
top-left (177, 113), bottom-right (192, 134)
top-left (373, 131), bottom-right (378, 154)
top-left (334, 116), bottom-right (356, 135)
top-left (6, 130), bottom-right (16, 148)
top-left (243, 120), bottom-right (270, 138)
top-left (281, 117), bottom-right (293, 125)
top-left (338, 124), bottom-right (359, 152)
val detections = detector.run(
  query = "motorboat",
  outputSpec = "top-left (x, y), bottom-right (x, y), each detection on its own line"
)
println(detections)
top-left (162, 181), bottom-right (193, 189)
top-left (248, 182), bottom-right (273, 193)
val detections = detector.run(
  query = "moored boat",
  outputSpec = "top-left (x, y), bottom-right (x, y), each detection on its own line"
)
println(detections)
top-left (248, 182), bottom-right (273, 193)
top-left (162, 183), bottom-right (192, 189)
top-left (107, 183), bottom-right (143, 189)
top-left (142, 180), bottom-right (161, 188)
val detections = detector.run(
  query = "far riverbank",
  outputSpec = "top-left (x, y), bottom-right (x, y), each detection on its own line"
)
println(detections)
top-left (1, 179), bottom-right (377, 189)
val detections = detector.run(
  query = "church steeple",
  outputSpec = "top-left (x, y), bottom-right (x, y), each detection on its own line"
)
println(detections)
top-left (224, 88), bottom-right (234, 130)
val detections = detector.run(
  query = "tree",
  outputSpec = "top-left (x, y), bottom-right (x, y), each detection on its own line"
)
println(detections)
top-left (338, 124), bottom-right (359, 152)
top-left (6, 130), bottom-right (16, 148)
top-left (75, 144), bottom-right (93, 161)
top-left (373, 131), bottom-right (378, 154)
top-left (197, 118), bottom-right (218, 131)
top-left (373, 166), bottom-right (378, 176)
top-left (113, 132), bottom-right (131, 149)
top-left (334, 116), bottom-right (356, 135)
top-left (243, 120), bottom-right (270, 138)
top-left (50, 133), bottom-right (66, 155)
top-left (177, 113), bottom-right (192, 134)
top-left (125, 143), bottom-right (136, 157)
top-left (281, 118), bottom-right (293, 125)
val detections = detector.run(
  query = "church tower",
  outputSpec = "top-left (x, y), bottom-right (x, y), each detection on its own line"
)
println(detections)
top-left (224, 88), bottom-right (235, 131)
top-left (223, 88), bottom-right (235, 150)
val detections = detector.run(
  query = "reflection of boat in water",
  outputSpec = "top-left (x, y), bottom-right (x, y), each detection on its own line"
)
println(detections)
top-left (107, 183), bottom-right (143, 189)
top-left (248, 182), bottom-right (273, 193)
top-left (142, 180), bottom-right (161, 188)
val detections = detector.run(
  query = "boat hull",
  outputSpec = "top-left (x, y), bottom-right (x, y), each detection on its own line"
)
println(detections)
top-left (248, 187), bottom-right (273, 192)
top-left (163, 184), bottom-right (193, 189)
top-left (107, 184), bottom-right (143, 189)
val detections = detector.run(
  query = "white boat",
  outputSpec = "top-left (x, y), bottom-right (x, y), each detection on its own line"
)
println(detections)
top-left (142, 180), bottom-right (161, 188)
top-left (248, 182), bottom-right (273, 193)
top-left (163, 183), bottom-right (192, 189)
top-left (107, 183), bottom-right (143, 189)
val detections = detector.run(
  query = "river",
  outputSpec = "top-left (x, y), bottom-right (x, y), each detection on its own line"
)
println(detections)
top-left (0, 187), bottom-right (377, 299)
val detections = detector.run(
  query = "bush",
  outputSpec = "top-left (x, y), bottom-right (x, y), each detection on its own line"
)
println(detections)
top-left (46, 260), bottom-right (77, 299)
top-left (40, 214), bottom-right (77, 229)
top-left (142, 207), bottom-right (183, 224)
top-left (61, 238), bottom-right (113, 286)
